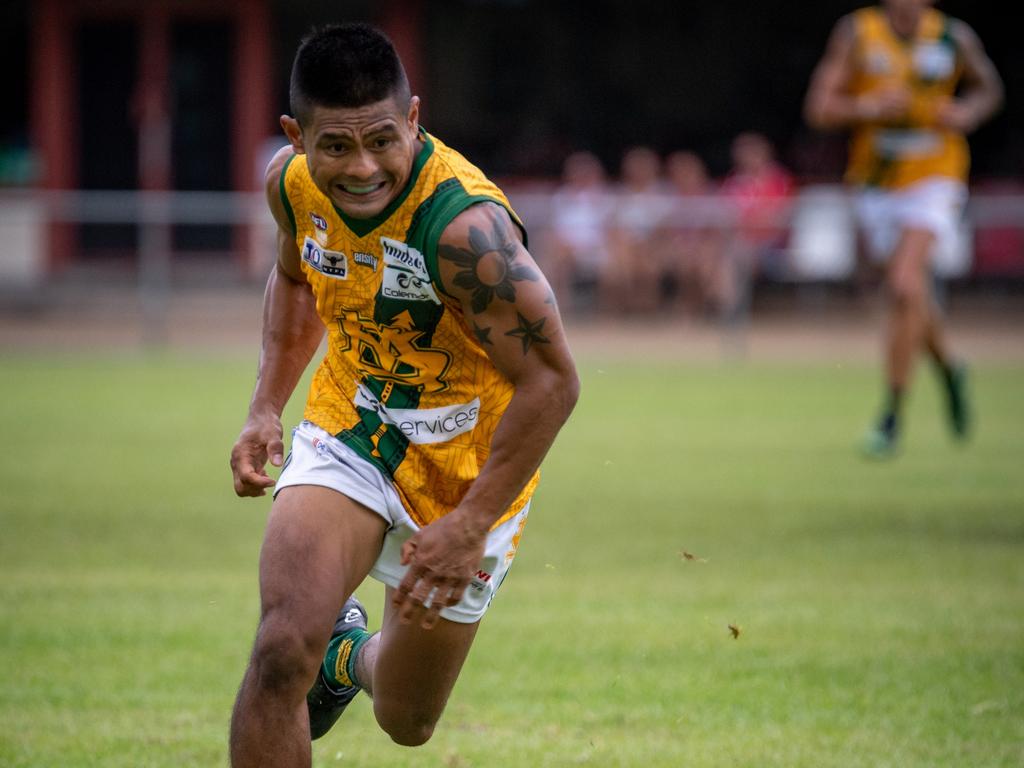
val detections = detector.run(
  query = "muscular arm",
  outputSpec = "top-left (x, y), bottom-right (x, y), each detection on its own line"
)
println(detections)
top-left (806, 14), bottom-right (1004, 134)
top-left (230, 148), bottom-right (324, 497)
top-left (804, 16), bottom-right (867, 129)
top-left (438, 203), bottom-right (579, 529)
top-left (804, 14), bottom-right (915, 129)
top-left (936, 20), bottom-right (1004, 133)
top-left (393, 202), bottom-right (580, 626)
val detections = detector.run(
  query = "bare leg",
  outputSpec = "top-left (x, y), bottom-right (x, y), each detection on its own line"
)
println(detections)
top-left (229, 487), bottom-right (387, 768)
top-left (922, 298), bottom-right (954, 367)
top-left (885, 227), bottom-right (935, 392)
top-left (876, 227), bottom-right (937, 438)
top-left (350, 586), bottom-right (480, 746)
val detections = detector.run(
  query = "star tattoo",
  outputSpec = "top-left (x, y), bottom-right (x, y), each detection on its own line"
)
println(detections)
top-left (472, 321), bottom-right (493, 345)
top-left (505, 312), bottom-right (550, 355)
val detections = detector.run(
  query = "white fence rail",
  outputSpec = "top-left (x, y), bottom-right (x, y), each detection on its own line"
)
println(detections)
top-left (2, 186), bottom-right (1023, 291)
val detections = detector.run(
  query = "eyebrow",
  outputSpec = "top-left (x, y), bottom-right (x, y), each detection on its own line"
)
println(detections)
top-left (317, 121), bottom-right (400, 143)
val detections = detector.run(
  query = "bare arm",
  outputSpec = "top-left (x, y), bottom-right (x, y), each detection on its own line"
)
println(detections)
top-left (229, 147), bottom-right (325, 497)
top-left (804, 15), bottom-right (910, 129)
top-left (935, 20), bottom-right (1004, 133)
top-left (393, 202), bottom-right (580, 626)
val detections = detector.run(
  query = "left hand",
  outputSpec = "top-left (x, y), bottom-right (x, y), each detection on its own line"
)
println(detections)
top-left (392, 509), bottom-right (489, 629)
top-left (935, 99), bottom-right (978, 133)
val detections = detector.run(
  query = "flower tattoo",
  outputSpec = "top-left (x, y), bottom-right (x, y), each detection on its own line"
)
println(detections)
top-left (439, 210), bottom-right (538, 314)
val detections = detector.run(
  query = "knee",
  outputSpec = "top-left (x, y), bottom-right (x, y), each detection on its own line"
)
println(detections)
top-left (887, 273), bottom-right (926, 310)
top-left (248, 618), bottom-right (321, 696)
top-left (374, 702), bottom-right (439, 747)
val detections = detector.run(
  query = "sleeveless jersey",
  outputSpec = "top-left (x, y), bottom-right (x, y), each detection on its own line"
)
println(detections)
top-left (845, 6), bottom-right (968, 189)
top-left (279, 130), bottom-right (538, 529)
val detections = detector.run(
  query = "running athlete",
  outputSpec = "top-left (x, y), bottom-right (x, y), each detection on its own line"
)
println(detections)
top-left (227, 23), bottom-right (579, 767)
top-left (803, 0), bottom-right (1002, 457)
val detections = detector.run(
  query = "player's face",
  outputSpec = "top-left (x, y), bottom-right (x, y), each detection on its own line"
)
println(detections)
top-left (287, 94), bottom-right (421, 219)
top-left (882, 0), bottom-right (934, 18)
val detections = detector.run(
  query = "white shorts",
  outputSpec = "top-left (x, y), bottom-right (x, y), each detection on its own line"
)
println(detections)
top-left (274, 421), bottom-right (530, 624)
top-left (855, 178), bottom-right (968, 270)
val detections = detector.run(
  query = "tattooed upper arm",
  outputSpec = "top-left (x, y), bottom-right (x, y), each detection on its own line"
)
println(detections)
top-left (438, 204), bottom-right (537, 312)
top-left (438, 202), bottom-right (565, 371)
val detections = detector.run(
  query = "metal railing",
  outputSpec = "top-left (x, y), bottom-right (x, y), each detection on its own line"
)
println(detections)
top-left (2, 185), bottom-right (1022, 321)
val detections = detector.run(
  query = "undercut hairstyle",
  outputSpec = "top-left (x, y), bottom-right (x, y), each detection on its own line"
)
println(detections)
top-left (289, 23), bottom-right (411, 126)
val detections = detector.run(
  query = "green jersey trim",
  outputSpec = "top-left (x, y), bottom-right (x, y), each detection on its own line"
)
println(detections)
top-left (279, 153), bottom-right (298, 236)
top-left (404, 182), bottom-right (528, 298)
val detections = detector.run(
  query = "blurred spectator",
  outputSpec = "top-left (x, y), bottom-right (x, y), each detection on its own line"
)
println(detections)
top-left (607, 145), bottom-right (672, 314)
top-left (542, 150), bottom-right (616, 314)
top-left (720, 131), bottom-right (796, 316)
top-left (654, 150), bottom-right (732, 318)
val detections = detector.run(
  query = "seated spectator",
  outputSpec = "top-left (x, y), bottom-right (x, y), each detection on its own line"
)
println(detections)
top-left (543, 150), bottom-right (616, 314)
top-left (722, 131), bottom-right (795, 267)
top-left (607, 145), bottom-right (672, 314)
top-left (655, 150), bottom-right (732, 318)
top-left (720, 131), bottom-right (796, 317)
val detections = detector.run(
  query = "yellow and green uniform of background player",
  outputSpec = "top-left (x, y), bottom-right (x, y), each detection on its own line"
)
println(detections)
top-left (279, 127), bottom-right (538, 530)
top-left (844, 5), bottom-right (968, 190)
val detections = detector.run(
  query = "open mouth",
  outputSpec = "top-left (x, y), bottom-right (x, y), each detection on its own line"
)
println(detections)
top-left (336, 181), bottom-right (387, 197)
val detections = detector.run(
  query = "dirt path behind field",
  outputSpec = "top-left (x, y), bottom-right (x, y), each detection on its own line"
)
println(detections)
top-left (1, 286), bottom-right (1022, 364)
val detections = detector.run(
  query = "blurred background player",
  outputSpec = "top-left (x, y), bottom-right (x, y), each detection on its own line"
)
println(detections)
top-left (803, 0), bottom-right (1003, 457)
top-left (543, 150), bottom-right (616, 315)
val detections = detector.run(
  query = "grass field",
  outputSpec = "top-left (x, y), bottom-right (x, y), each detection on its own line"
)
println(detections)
top-left (1, 350), bottom-right (1022, 767)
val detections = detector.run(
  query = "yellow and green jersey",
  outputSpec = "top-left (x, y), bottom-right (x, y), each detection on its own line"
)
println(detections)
top-left (279, 129), bottom-right (537, 528)
top-left (845, 6), bottom-right (968, 189)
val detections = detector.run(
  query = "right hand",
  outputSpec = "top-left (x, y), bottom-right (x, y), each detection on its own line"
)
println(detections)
top-left (858, 87), bottom-right (911, 122)
top-left (230, 411), bottom-right (285, 497)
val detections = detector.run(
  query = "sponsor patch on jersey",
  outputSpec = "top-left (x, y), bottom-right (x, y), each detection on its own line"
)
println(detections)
top-left (380, 237), bottom-right (439, 303)
top-left (354, 251), bottom-right (378, 270)
top-left (354, 384), bottom-right (479, 444)
top-left (874, 129), bottom-right (940, 159)
top-left (302, 236), bottom-right (348, 278)
top-left (913, 41), bottom-right (955, 81)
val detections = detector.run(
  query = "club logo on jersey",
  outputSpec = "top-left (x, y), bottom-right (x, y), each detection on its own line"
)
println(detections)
top-left (354, 383), bottom-right (479, 444)
top-left (302, 236), bottom-right (347, 278)
top-left (380, 237), bottom-right (440, 304)
top-left (354, 252), bottom-right (378, 271)
top-left (337, 309), bottom-right (451, 393)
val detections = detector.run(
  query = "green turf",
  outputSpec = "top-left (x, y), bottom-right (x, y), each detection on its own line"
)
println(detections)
top-left (1, 352), bottom-right (1021, 767)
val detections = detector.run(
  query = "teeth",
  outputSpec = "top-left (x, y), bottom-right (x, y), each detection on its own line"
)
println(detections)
top-left (342, 183), bottom-right (380, 195)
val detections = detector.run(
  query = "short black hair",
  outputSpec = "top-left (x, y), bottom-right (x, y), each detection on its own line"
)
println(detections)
top-left (289, 23), bottom-right (411, 125)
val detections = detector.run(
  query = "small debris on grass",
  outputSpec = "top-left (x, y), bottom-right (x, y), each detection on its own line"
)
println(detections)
top-left (679, 550), bottom-right (707, 562)
top-left (727, 623), bottom-right (742, 639)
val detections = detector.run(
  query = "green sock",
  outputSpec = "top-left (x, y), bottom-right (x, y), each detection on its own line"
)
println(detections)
top-left (322, 628), bottom-right (371, 691)
top-left (879, 387), bottom-right (903, 436)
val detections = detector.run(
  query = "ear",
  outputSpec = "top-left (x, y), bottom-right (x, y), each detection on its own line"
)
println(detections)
top-left (406, 96), bottom-right (421, 137)
top-left (280, 115), bottom-right (306, 154)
